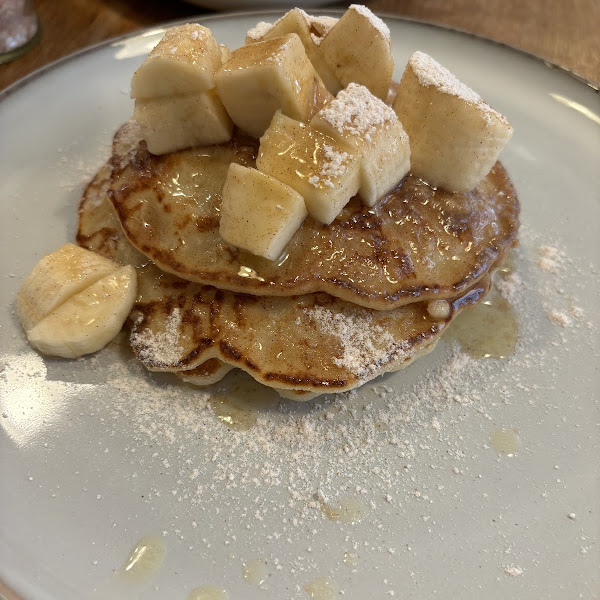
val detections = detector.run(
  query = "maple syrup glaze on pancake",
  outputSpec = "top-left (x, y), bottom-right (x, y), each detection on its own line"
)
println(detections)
top-left (108, 121), bottom-right (519, 311)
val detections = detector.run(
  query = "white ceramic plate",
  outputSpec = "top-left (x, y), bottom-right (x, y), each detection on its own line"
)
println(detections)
top-left (1, 12), bottom-right (599, 600)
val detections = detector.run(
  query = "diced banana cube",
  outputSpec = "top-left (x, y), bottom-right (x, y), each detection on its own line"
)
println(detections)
top-left (257, 112), bottom-right (360, 225)
top-left (319, 5), bottom-right (393, 100)
top-left (219, 44), bottom-right (231, 65)
top-left (215, 34), bottom-right (324, 138)
top-left (134, 90), bottom-right (233, 155)
top-left (219, 163), bottom-right (307, 261)
top-left (245, 8), bottom-right (341, 95)
top-left (17, 243), bottom-right (120, 332)
top-left (131, 24), bottom-right (221, 98)
top-left (311, 83), bottom-right (411, 207)
top-left (27, 266), bottom-right (137, 359)
top-left (392, 51), bottom-right (513, 192)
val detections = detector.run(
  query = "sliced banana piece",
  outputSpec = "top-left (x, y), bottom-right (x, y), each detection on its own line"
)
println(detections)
top-left (130, 24), bottom-right (221, 98)
top-left (245, 8), bottom-right (341, 95)
top-left (311, 83), bottom-right (411, 207)
top-left (134, 90), bottom-right (233, 155)
top-left (257, 112), bottom-right (360, 225)
top-left (215, 33), bottom-right (324, 138)
top-left (219, 163), bottom-right (307, 261)
top-left (319, 5), bottom-right (393, 100)
top-left (218, 43), bottom-right (231, 65)
top-left (17, 243), bottom-right (119, 332)
top-left (392, 51), bottom-right (513, 192)
top-left (27, 266), bottom-right (137, 359)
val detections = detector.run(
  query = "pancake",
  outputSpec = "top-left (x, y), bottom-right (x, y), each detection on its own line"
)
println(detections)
top-left (109, 120), bottom-right (519, 311)
top-left (78, 165), bottom-right (493, 399)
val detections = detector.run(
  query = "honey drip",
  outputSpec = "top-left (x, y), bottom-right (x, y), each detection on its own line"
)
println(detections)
top-left (186, 587), bottom-right (229, 600)
top-left (444, 285), bottom-right (518, 358)
top-left (320, 495), bottom-right (365, 524)
top-left (241, 558), bottom-right (268, 586)
top-left (92, 535), bottom-right (166, 597)
top-left (489, 428), bottom-right (520, 455)
top-left (304, 576), bottom-right (340, 599)
top-left (210, 375), bottom-right (280, 431)
top-left (117, 536), bottom-right (166, 583)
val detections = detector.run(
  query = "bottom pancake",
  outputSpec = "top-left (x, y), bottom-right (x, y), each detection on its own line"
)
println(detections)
top-left (78, 162), bottom-right (494, 400)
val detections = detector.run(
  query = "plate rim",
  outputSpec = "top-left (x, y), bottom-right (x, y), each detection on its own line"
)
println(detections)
top-left (1, 9), bottom-right (598, 103)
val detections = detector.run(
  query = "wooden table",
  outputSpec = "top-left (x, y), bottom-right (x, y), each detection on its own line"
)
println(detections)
top-left (1, 0), bottom-right (598, 93)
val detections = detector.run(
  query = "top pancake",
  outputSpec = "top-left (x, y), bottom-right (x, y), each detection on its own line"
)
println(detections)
top-left (109, 120), bottom-right (519, 310)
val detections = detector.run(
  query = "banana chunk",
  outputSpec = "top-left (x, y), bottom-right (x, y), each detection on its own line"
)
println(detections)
top-left (257, 112), bottom-right (360, 225)
top-left (245, 8), bottom-right (341, 95)
top-left (17, 243), bottom-right (119, 332)
top-left (311, 83), bottom-right (411, 207)
top-left (219, 44), bottom-right (231, 65)
top-left (134, 90), bottom-right (233, 155)
top-left (27, 266), bottom-right (137, 359)
top-left (219, 163), bottom-right (307, 261)
top-left (131, 24), bottom-right (221, 98)
top-left (215, 34), bottom-right (324, 138)
top-left (392, 51), bottom-right (513, 192)
top-left (319, 5), bottom-right (393, 100)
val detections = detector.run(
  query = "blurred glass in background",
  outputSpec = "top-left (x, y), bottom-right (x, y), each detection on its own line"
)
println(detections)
top-left (0, 0), bottom-right (39, 64)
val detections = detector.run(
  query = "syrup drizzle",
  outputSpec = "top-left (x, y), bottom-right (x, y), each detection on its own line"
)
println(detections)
top-left (444, 283), bottom-right (518, 359)
top-left (210, 376), bottom-right (280, 431)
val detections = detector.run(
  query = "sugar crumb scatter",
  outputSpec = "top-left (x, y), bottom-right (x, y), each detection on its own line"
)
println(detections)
top-left (130, 307), bottom-right (184, 366)
top-left (409, 51), bottom-right (505, 125)
top-left (349, 4), bottom-right (390, 39)
top-left (245, 21), bottom-right (273, 42)
top-left (318, 82), bottom-right (398, 141)
top-left (305, 305), bottom-right (400, 378)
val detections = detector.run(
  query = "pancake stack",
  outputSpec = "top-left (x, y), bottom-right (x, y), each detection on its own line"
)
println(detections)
top-left (42, 6), bottom-right (519, 399)
top-left (77, 115), bottom-right (519, 400)
top-left (14, 8), bottom-right (520, 398)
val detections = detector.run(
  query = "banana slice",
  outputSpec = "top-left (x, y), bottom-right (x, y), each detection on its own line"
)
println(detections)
top-left (26, 266), bottom-right (137, 359)
top-left (257, 112), bottom-right (360, 225)
top-left (219, 163), bottom-right (307, 261)
top-left (311, 83), bottom-right (411, 207)
top-left (134, 90), bottom-right (233, 155)
top-left (319, 5), bottom-right (393, 100)
top-left (130, 24), bottom-right (221, 98)
top-left (392, 51), bottom-right (513, 192)
top-left (17, 243), bottom-right (119, 332)
top-left (245, 8), bottom-right (341, 95)
top-left (215, 33), bottom-right (325, 138)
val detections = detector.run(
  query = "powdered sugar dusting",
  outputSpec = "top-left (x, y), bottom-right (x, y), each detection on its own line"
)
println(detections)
top-left (309, 144), bottom-right (352, 189)
top-left (305, 305), bottom-right (401, 378)
top-left (410, 51), bottom-right (482, 104)
top-left (504, 564), bottom-right (524, 577)
top-left (317, 82), bottom-right (399, 142)
top-left (409, 51), bottom-right (505, 128)
top-left (349, 4), bottom-right (390, 40)
top-left (3, 225), bottom-right (599, 592)
top-left (494, 272), bottom-right (524, 305)
top-left (245, 21), bottom-right (273, 42)
top-left (537, 245), bottom-right (565, 273)
top-left (130, 307), bottom-right (185, 366)
top-left (548, 309), bottom-right (571, 327)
